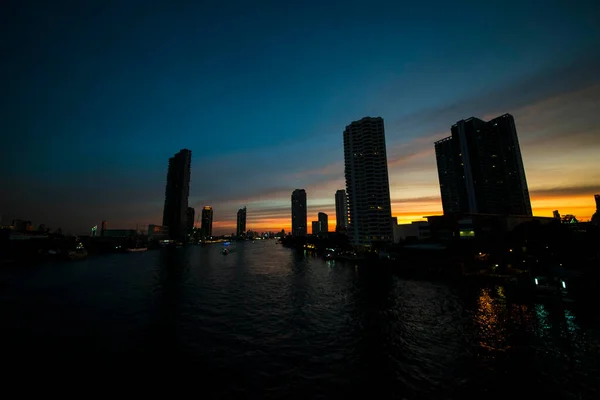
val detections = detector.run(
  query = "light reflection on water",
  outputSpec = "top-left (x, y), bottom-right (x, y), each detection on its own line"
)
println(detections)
top-left (465, 282), bottom-right (598, 398)
top-left (474, 287), bottom-right (510, 352)
top-left (0, 242), bottom-right (598, 397)
top-left (472, 286), bottom-right (591, 357)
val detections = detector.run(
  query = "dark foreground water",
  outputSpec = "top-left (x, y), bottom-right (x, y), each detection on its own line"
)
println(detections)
top-left (1, 241), bottom-right (599, 398)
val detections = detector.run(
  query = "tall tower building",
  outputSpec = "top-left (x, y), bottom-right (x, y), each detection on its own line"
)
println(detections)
top-left (434, 113), bottom-right (532, 216)
top-left (343, 117), bottom-right (393, 246)
top-left (187, 207), bottom-right (195, 233)
top-left (335, 189), bottom-right (348, 233)
top-left (318, 212), bottom-right (328, 234)
top-left (162, 149), bottom-right (192, 240)
top-left (311, 221), bottom-right (319, 235)
top-left (236, 207), bottom-right (247, 237)
top-left (595, 194), bottom-right (600, 212)
top-left (291, 189), bottom-right (307, 237)
top-left (201, 206), bottom-right (213, 239)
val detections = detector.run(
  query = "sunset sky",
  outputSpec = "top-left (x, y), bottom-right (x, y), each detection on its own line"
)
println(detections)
top-left (2, 0), bottom-right (599, 235)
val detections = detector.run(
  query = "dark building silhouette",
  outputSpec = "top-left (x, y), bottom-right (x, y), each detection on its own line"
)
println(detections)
top-left (291, 189), bottom-right (307, 237)
top-left (592, 194), bottom-right (600, 225)
top-left (186, 207), bottom-right (195, 234)
top-left (335, 189), bottom-right (348, 232)
top-left (311, 221), bottom-right (319, 235)
top-left (318, 212), bottom-right (328, 235)
top-left (343, 117), bottom-right (393, 245)
top-left (201, 206), bottom-right (213, 238)
top-left (236, 207), bottom-right (246, 237)
top-left (162, 149), bottom-right (192, 240)
top-left (148, 225), bottom-right (169, 241)
top-left (12, 219), bottom-right (33, 232)
top-left (553, 210), bottom-right (561, 220)
top-left (434, 114), bottom-right (532, 216)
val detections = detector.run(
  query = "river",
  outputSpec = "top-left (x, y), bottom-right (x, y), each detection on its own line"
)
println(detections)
top-left (1, 240), bottom-right (598, 398)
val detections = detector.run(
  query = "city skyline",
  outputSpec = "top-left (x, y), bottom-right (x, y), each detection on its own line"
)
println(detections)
top-left (2, 1), bottom-right (600, 235)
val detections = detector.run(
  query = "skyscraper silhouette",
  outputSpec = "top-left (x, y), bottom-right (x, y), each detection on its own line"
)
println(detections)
top-left (186, 207), bottom-right (195, 235)
top-left (335, 189), bottom-right (348, 233)
top-left (236, 207), bottom-right (246, 237)
top-left (434, 114), bottom-right (532, 216)
top-left (311, 221), bottom-right (319, 235)
top-left (318, 212), bottom-right (328, 235)
top-left (343, 117), bottom-right (393, 246)
top-left (201, 206), bottom-right (213, 239)
top-left (291, 189), bottom-right (307, 237)
top-left (162, 149), bottom-right (191, 240)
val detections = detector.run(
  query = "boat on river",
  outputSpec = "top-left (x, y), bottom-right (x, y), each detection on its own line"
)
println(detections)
top-left (67, 243), bottom-right (88, 260)
top-left (126, 247), bottom-right (148, 252)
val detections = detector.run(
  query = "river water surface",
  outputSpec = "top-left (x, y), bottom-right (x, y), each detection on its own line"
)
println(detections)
top-left (1, 240), bottom-right (598, 398)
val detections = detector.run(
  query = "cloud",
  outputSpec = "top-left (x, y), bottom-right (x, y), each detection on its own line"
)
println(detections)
top-left (530, 185), bottom-right (600, 198)
top-left (285, 161), bottom-right (344, 181)
top-left (379, 52), bottom-right (600, 141)
top-left (516, 83), bottom-right (600, 146)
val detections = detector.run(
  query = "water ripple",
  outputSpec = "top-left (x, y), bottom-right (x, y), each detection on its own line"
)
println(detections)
top-left (0, 241), bottom-right (598, 397)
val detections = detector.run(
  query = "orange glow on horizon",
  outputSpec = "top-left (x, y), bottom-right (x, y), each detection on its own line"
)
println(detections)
top-left (204, 192), bottom-right (596, 234)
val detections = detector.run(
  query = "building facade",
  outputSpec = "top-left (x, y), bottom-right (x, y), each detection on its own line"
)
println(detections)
top-left (318, 212), bottom-right (328, 235)
top-left (434, 114), bottom-right (532, 216)
top-left (343, 117), bottom-right (393, 246)
top-left (186, 207), bottom-right (195, 234)
top-left (162, 149), bottom-right (192, 240)
top-left (335, 189), bottom-right (348, 233)
top-left (312, 221), bottom-right (319, 236)
top-left (392, 221), bottom-right (431, 243)
top-left (291, 189), bottom-right (307, 237)
top-left (201, 206), bottom-right (213, 239)
top-left (236, 207), bottom-right (247, 237)
top-left (148, 225), bottom-right (170, 242)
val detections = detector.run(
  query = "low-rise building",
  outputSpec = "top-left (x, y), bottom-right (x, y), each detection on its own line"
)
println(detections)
top-left (424, 213), bottom-right (555, 242)
top-left (148, 225), bottom-right (169, 241)
top-left (392, 221), bottom-right (430, 243)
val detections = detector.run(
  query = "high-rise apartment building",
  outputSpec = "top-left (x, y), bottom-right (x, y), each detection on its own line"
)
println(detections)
top-left (311, 221), bottom-right (319, 236)
top-left (335, 189), bottom-right (348, 233)
top-left (162, 149), bottom-right (192, 240)
top-left (595, 194), bottom-right (600, 212)
top-left (201, 206), bottom-right (213, 238)
top-left (318, 212), bottom-right (328, 234)
top-left (236, 207), bottom-right (246, 237)
top-left (434, 114), bottom-right (532, 216)
top-left (343, 117), bottom-right (393, 246)
top-left (186, 207), bottom-right (195, 234)
top-left (291, 189), bottom-right (307, 237)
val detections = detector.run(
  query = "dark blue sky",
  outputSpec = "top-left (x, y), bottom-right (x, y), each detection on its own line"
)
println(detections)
top-left (2, 0), bottom-right (600, 234)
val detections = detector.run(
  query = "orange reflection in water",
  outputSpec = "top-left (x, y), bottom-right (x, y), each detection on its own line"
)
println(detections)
top-left (474, 288), bottom-right (510, 352)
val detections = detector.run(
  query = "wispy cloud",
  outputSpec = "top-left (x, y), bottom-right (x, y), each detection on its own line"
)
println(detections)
top-left (530, 185), bottom-right (600, 198)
